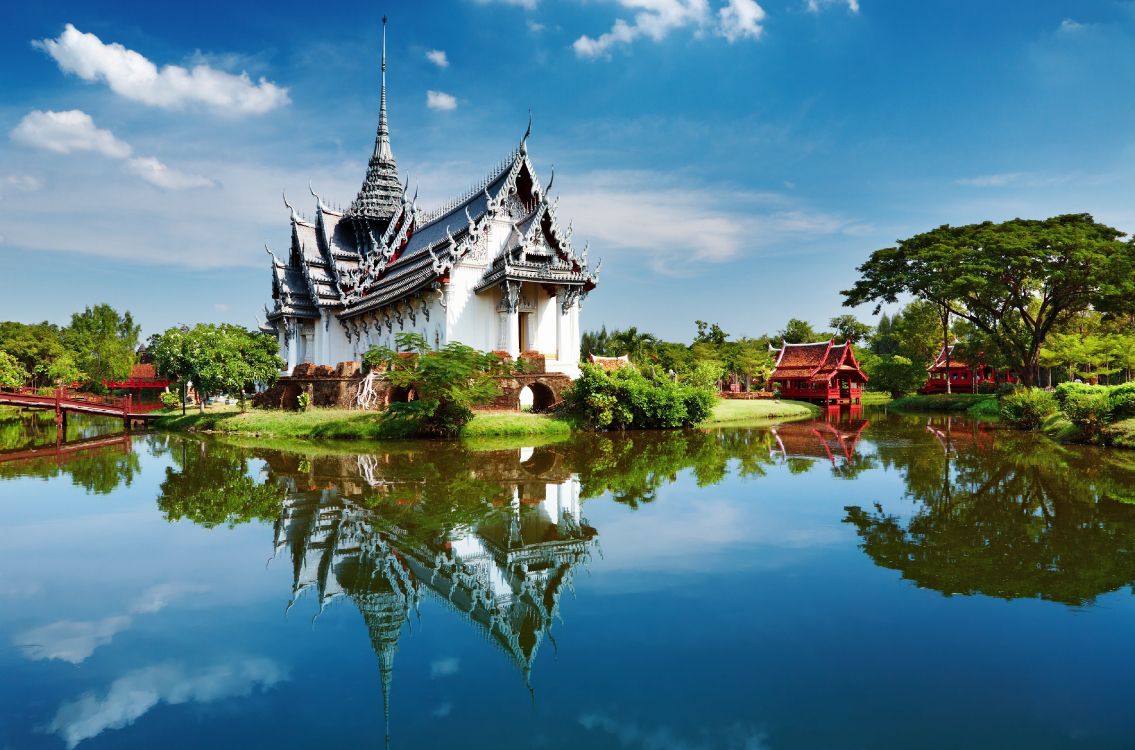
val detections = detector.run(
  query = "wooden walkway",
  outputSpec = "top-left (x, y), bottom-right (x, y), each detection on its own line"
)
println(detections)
top-left (0, 386), bottom-right (163, 430)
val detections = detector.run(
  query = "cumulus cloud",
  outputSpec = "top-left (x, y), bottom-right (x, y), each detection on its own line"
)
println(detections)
top-left (426, 90), bottom-right (458, 111)
top-left (10, 110), bottom-right (131, 158)
top-left (14, 583), bottom-right (208, 664)
top-left (573, 0), bottom-right (766, 58)
top-left (805, 0), bottom-right (860, 13)
top-left (718, 0), bottom-right (766, 42)
top-left (426, 49), bottom-right (449, 68)
top-left (34, 24), bottom-right (289, 115)
top-left (10, 109), bottom-right (214, 190)
top-left (471, 0), bottom-right (538, 8)
top-left (126, 156), bottom-right (216, 189)
top-left (47, 659), bottom-right (287, 749)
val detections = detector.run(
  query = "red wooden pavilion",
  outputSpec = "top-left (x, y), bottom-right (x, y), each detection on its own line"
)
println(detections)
top-left (768, 339), bottom-right (868, 404)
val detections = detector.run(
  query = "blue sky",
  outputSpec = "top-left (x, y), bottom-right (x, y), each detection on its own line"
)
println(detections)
top-left (2, 0), bottom-right (1135, 341)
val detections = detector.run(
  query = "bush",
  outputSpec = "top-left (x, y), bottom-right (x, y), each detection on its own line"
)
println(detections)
top-left (999, 388), bottom-right (1058, 430)
top-left (1107, 382), bottom-right (1135, 420)
top-left (866, 355), bottom-right (925, 399)
top-left (1060, 388), bottom-right (1111, 440)
top-left (160, 391), bottom-right (181, 409)
top-left (563, 364), bottom-right (716, 430)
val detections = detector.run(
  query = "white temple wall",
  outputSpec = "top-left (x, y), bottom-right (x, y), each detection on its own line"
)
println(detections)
top-left (447, 263), bottom-right (498, 353)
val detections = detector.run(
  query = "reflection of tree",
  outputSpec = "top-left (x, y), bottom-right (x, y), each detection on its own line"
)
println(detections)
top-left (846, 415), bottom-right (1135, 605)
top-left (157, 440), bottom-right (284, 527)
top-left (0, 413), bottom-right (140, 494)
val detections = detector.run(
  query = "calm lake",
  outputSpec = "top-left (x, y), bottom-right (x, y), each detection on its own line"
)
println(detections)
top-left (3, 408), bottom-right (1135, 749)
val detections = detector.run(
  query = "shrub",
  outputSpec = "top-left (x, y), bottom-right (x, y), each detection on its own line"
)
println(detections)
top-left (866, 355), bottom-right (925, 399)
top-left (296, 392), bottom-right (311, 412)
top-left (160, 391), bottom-right (181, 410)
top-left (1060, 387), bottom-right (1111, 440)
top-left (1054, 381), bottom-right (1098, 407)
top-left (563, 364), bottom-right (716, 430)
top-left (1107, 382), bottom-right (1135, 420)
top-left (999, 388), bottom-right (1058, 430)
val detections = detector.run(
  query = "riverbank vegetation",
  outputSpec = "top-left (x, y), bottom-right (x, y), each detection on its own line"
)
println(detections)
top-left (0, 305), bottom-right (138, 391)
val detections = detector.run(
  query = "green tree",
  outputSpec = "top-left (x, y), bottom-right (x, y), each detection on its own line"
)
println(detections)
top-left (62, 305), bottom-right (140, 391)
top-left (150, 324), bottom-right (283, 413)
top-left (867, 355), bottom-right (926, 398)
top-left (694, 320), bottom-right (729, 346)
top-left (0, 321), bottom-right (70, 387)
top-left (829, 314), bottom-right (872, 344)
top-left (777, 318), bottom-right (822, 344)
top-left (608, 327), bottom-right (659, 366)
top-left (364, 332), bottom-right (503, 437)
top-left (0, 350), bottom-right (28, 388)
top-left (843, 214), bottom-right (1135, 386)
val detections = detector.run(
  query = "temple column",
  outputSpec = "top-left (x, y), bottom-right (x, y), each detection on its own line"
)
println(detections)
top-left (555, 290), bottom-right (567, 362)
top-left (505, 309), bottom-right (520, 357)
top-left (285, 318), bottom-right (298, 374)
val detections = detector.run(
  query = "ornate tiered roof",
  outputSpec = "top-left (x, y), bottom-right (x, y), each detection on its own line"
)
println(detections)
top-left (769, 339), bottom-right (868, 383)
top-left (928, 344), bottom-right (969, 372)
top-left (263, 24), bottom-right (598, 335)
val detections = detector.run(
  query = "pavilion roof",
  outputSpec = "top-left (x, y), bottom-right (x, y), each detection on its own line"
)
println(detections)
top-left (770, 339), bottom-right (868, 383)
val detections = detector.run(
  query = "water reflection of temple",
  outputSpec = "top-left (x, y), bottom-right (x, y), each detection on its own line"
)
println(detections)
top-left (770, 409), bottom-right (870, 468)
top-left (267, 447), bottom-right (597, 743)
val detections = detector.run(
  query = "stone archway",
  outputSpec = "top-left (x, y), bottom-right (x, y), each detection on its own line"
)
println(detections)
top-left (387, 385), bottom-right (414, 405)
top-left (518, 381), bottom-right (557, 413)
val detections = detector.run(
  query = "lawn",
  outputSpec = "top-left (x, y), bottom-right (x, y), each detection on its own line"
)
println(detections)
top-left (707, 398), bottom-right (819, 426)
top-left (889, 393), bottom-right (1000, 417)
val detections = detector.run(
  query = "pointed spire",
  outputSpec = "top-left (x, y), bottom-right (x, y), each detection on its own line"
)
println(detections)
top-left (348, 15), bottom-right (402, 223)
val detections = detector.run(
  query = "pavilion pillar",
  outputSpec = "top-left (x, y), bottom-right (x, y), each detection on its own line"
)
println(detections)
top-left (504, 308), bottom-right (520, 358)
top-left (285, 318), bottom-right (298, 374)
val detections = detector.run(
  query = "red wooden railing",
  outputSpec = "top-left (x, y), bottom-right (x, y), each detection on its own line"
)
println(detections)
top-left (0, 386), bottom-right (164, 415)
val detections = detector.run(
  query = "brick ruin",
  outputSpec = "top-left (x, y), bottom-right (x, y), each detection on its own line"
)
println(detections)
top-left (253, 352), bottom-right (572, 413)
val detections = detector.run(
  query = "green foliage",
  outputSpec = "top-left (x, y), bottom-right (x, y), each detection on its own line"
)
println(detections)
top-left (159, 391), bottom-right (182, 410)
top-left (0, 350), bottom-right (28, 388)
top-left (844, 214), bottom-right (1135, 385)
top-left (999, 389), bottom-right (1058, 430)
top-left (364, 333), bottom-right (503, 438)
top-left (866, 355), bottom-right (925, 398)
top-left (563, 364), bottom-right (716, 430)
top-left (829, 314), bottom-right (872, 344)
top-left (0, 321), bottom-right (74, 387)
top-left (296, 392), bottom-right (311, 411)
top-left (1108, 382), bottom-right (1135, 420)
top-left (150, 323), bottom-right (283, 413)
top-left (62, 304), bottom-right (140, 390)
top-left (778, 318), bottom-right (825, 344)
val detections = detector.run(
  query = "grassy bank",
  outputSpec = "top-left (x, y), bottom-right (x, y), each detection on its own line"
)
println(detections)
top-left (706, 398), bottom-right (819, 426)
top-left (1103, 418), bottom-right (1135, 450)
top-left (153, 406), bottom-right (574, 440)
top-left (153, 397), bottom-right (819, 441)
top-left (890, 393), bottom-right (1000, 418)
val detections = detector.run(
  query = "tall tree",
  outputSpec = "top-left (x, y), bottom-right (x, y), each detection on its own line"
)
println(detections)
top-left (777, 318), bottom-right (822, 344)
top-left (829, 314), bottom-right (872, 344)
top-left (62, 304), bottom-right (140, 390)
top-left (0, 351), bottom-right (28, 388)
top-left (150, 324), bottom-right (282, 413)
top-left (0, 321), bottom-right (69, 387)
top-left (843, 214), bottom-right (1135, 386)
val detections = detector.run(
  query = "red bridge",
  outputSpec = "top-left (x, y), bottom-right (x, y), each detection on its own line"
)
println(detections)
top-left (0, 386), bottom-right (163, 430)
top-left (0, 432), bottom-right (134, 466)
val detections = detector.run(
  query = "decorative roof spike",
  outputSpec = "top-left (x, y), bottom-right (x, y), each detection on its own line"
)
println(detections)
top-left (520, 109), bottom-right (532, 154)
top-left (308, 181), bottom-right (324, 208)
top-left (283, 191), bottom-right (298, 220)
top-left (348, 15), bottom-right (401, 221)
top-left (545, 164), bottom-right (554, 194)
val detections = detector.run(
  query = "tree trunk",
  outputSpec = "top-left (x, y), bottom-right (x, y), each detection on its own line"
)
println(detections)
top-left (942, 309), bottom-right (951, 395)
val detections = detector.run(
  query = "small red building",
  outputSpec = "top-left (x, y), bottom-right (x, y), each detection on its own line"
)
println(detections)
top-left (103, 363), bottom-right (172, 404)
top-left (918, 345), bottom-right (1018, 394)
top-left (769, 339), bottom-right (868, 404)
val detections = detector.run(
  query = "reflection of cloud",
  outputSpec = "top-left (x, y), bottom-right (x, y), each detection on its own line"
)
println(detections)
top-left (17, 616), bottom-right (132, 664)
top-left (431, 702), bottom-right (452, 718)
top-left (430, 657), bottom-right (460, 678)
top-left (14, 583), bottom-right (208, 664)
top-left (580, 713), bottom-right (770, 750)
top-left (47, 659), bottom-right (287, 749)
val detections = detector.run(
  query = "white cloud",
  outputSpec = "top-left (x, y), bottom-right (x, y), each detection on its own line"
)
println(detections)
top-left (10, 110), bottom-right (131, 158)
top-left (528, 20), bottom-right (547, 32)
top-left (954, 171), bottom-right (1075, 188)
top-left (556, 169), bottom-right (860, 273)
top-left (13, 583), bottom-right (208, 664)
top-left (47, 659), bottom-right (287, 749)
top-left (574, 0), bottom-right (710, 59)
top-left (34, 24), bottom-right (289, 115)
top-left (16, 616), bottom-right (133, 665)
top-left (2, 174), bottom-right (44, 193)
top-left (1059, 18), bottom-right (1084, 33)
top-left (426, 90), bottom-right (458, 111)
top-left (471, 0), bottom-right (538, 8)
top-left (11, 109), bottom-right (214, 191)
top-left (425, 49), bottom-right (449, 68)
top-left (573, 0), bottom-right (766, 58)
top-left (805, 0), bottom-right (860, 13)
top-left (718, 0), bottom-right (766, 42)
top-left (430, 657), bottom-right (460, 677)
top-left (125, 156), bottom-right (215, 190)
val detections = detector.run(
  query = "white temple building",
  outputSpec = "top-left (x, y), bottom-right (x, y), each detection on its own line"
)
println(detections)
top-left (262, 21), bottom-right (599, 378)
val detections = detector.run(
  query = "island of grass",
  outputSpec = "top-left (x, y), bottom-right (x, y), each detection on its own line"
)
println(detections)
top-left (151, 397), bottom-right (821, 441)
top-left (889, 393), bottom-right (1000, 418)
